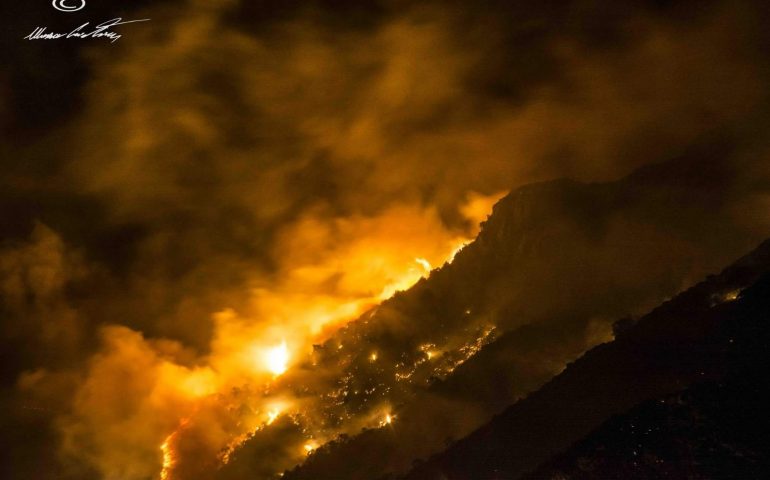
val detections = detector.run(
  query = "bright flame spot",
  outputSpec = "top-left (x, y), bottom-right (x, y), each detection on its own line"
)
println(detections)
top-left (303, 442), bottom-right (317, 454)
top-left (426, 351), bottom-right (434, 360)
top-left (159, 420), bottom-right (189, 480)
top-left (160, 437), bottom-right (174, 480)
top-left (447, 240), bottom-right (469, 264)
top-left (415, 257), bottom-right (432, 272)
top-left (379, 413), bottom-right (394, 427)
top-left (370, 352), bottom-right (378, 362)
top-left (263, 342), bottom-right (289, 376)
top-left (266, 409), bottom-right (280, 425)
top-left (723, 290), bottom-right (740, 302)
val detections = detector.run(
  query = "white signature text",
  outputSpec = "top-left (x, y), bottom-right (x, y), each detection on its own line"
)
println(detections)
top-left (24, 17), bottom-right (150, 43)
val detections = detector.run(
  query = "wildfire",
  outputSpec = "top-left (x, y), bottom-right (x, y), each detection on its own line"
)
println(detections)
top-left (378, 258), bottom-right (435, 300)
top-left (144, 194), bottom-right (504, 479)
top-left (159, 419), bottom-right (189, 480)
top-left (264, 342), bottom-right (290, 376)
top-left (266, 408), bottom-right (281, 425)
top-left (219, 403), bottom-right (289, 465)
top-left (160, 437), bottom-right (174, 480)
top-left (722, 289), bottom-right (740, 302)
top-left (415, 257), bottom-right (432, 272)
top-left (447, 239), bottom-right (470, 263)
top-left (379, 413), bottom-right (394, 427)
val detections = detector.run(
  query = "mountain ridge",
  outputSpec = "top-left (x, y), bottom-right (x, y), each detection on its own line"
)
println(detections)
top-left (401, 238), bottom-right (770, 480)
top-left (219, 153), bottom-right (768, 480)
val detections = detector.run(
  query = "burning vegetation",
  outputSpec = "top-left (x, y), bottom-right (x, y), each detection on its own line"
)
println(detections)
top-left (147, 194), bottom-right (502, 480)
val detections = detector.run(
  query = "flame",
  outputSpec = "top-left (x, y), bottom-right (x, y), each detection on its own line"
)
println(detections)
top-left (263, 342), bottom-right (290, 376)
top-left (303, 442), bottom-right (318, 454)
top-left (159, 437), bottom-right (174, 480)
top-left (447, 239), bottom-right (470, 263)
top-left (378, 259), bottom-right (433, 300)
top-left (141, 195), bottom-right (502, 479)
top-left (219, 402), bottom-right (290, 465)
top-left (379, 413), bottom-right (395, 427)
top-left (159, 419), bottom-right (190, 480)
top-left (415, 257), bottom-right (432, 272)
top-left (266, 408), bottom-right (280, 425)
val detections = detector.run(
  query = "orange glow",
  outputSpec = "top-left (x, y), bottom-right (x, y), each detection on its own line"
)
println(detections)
top-left (460, 191), bottom-right (507, 226)
top-left (126, 195), bottom-right (501, 479)
top-left (447, 239), bottom-right (470, 263)
top-left (378, 257), bottom-right (435, 300)
top-left (415, 257), bottom-right (432, 272)
top-left (379, 413), bottom-right (395, 427)
top-left (159, 419), bottom-right (190, 480)
top-left (178, 369), bottom-right (217, 398)
top-left (266, 408), bottom-right (280, 425)
top-left (263, 342), bottom-right (290, 376)
top-left (160, 437), bottom-right (173, 480)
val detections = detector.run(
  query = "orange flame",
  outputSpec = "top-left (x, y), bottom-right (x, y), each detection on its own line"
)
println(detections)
top-left (148, 193), bottom-right (504, 478)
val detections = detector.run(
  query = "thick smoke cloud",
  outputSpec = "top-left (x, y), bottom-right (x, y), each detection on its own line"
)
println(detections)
top-left (3, 0), bottom-right (770, 478)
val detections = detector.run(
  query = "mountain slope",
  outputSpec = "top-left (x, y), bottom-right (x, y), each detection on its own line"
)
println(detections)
top-left (219, 151), bottom-right (769, 480)
top-left (401, 238), bottom-right (770, 480)
top-left (521, 273), bottom-right (770, 480)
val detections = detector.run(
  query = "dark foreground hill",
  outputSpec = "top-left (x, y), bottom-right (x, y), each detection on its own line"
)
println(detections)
top-left (521, 274), bottom-right (770, 480)
top-left (401, 238), bottom-right (770, 480)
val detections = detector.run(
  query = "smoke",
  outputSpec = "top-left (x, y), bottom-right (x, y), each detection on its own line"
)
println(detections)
top-left (3, 0), bottom-right (770, 478)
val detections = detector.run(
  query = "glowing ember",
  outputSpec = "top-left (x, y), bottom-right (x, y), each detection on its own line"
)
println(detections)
top-left (303, 442), bottom-right (317, 454)
top-left (370, 352), bottom-right (378, 362)
top-left (264, 342), bottom-right (290, 376)
top-left (723, 290), bottom-right (740, 302)
top-left (266, 408), bottom-right (280, 425)
top-left (379, 413), bottom-right (394, 427)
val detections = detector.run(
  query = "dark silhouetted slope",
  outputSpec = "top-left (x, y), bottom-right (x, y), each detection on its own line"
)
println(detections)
top-left (522, 273), bottom-right (770, 480)
top-left (402, 239), bottom-right (770, 480)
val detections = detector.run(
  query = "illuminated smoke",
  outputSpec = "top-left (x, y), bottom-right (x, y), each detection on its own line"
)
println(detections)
top-left (6, 0), bottom-right (769, 479)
